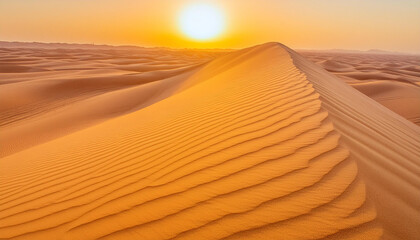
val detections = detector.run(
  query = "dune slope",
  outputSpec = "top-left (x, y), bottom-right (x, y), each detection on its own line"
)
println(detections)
top-left (0, 43), bottom-right (419, 240)
top-left (300, 51), bottom-right (420, 126)
top-left (0, 46), bottom-right (224, 157)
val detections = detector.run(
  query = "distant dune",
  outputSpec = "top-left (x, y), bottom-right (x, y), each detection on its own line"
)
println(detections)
top-left (0, 42), bottom-right (419, 240)
top-left (0, 45), bottom-right (224, 157)
top-left (301, 50), bottom-right (420, 126)
top-left (0, 41), bottom-right (146, 50)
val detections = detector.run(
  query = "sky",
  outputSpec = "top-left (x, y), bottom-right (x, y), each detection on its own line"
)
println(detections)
top-left (1, 0), bottom-right (420, 52)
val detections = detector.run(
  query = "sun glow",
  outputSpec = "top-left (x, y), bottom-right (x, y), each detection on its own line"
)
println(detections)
top-left (178, 3), bottom-right (225, 41)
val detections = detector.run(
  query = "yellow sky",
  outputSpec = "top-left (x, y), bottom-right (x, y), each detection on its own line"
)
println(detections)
top-left (1, 0), bottom-right (420, 52)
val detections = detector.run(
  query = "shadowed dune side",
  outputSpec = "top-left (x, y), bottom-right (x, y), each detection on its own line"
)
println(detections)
top-left (353, 81), bottom-right (420, 125)
top-left (289, 46), bottom-right (420, 239)
top-left (0, 43), bottom-right (419, 240)
top-left (300, 51), bottom-right (420, 125)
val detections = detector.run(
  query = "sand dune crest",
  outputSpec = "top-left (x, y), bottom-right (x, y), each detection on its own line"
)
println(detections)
top-left (0, 43), bottom-right (419, 240)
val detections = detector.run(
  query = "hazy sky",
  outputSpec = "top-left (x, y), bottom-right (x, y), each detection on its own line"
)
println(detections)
top-left (1, 0), bottom-right (420, 52)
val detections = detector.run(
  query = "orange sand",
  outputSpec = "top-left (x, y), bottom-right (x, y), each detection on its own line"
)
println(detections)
top-left (0, 43), bottom-right (419, 240)
top-left (301, 50), bottom-right (420, 126)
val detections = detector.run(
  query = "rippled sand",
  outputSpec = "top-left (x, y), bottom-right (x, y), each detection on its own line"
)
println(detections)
top-left (0, 43), bottom-right (419, 240)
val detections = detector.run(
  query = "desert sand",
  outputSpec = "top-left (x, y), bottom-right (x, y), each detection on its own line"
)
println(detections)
top-left (0, 42), bottom-right (419, 240)
top-left (300, 50), bottom-right (420, 126)
top-left (0, 43), bottom-right (225, 157)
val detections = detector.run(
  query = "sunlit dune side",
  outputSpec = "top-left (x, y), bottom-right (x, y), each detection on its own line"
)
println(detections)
top-left (300, 51), bottom-right (420, 126)
top-left (0, 43), bottom-right (419, 240)
top-left (0, 45), bottom-right (226, 157)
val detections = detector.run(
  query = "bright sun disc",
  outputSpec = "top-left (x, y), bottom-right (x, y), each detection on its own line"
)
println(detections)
top-left (179, 3), bottom-right (225, 41)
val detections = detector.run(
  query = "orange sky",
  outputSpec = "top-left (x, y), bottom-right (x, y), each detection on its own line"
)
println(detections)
top-left (1, 0), bottom-right (420, 52)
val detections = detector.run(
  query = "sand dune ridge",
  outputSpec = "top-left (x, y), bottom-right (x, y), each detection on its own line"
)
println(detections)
top-left (0, 43), bottom-right (419, 240)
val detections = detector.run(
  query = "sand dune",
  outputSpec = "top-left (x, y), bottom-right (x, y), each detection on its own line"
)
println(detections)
top-left (301, 51), bottom-right (420, 125)
top-left (0, 43), bottom-right (419, 240)
top-left (0, 46), bottom-right (224, 157)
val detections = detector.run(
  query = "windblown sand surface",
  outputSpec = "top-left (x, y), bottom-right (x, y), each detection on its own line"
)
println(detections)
top-left (300, 50), bottom-right (420, 126)
top-left (0, 43), bottom-right (419, 240)
top-left (0, 44), bottom-right (224, 157)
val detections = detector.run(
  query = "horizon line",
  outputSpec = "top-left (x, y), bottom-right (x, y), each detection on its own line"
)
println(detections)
top-left (1, 40), bottom-right (419, 55)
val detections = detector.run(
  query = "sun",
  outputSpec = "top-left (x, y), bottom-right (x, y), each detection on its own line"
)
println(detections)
top-left (178, 3), bottom-right (225, 41)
